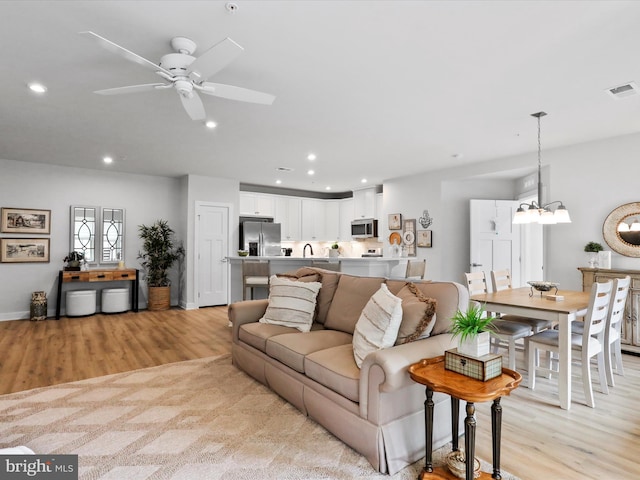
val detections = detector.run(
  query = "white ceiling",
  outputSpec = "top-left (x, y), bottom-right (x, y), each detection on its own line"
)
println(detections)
top-left (2, 1), bottom-right (640, 193)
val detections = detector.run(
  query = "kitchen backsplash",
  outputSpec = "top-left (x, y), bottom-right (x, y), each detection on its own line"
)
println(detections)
top-left (281, 240), bottom-right (384, 258)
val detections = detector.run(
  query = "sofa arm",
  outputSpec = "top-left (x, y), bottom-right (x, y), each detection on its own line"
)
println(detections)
top-left (229, 300), bottom-right (268, 343)
top-left (359, 333), bottom-right (458, 420)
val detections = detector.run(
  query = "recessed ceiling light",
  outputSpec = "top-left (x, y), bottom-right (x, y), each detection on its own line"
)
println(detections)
top-left (307, 170), bottom-right (315, 176)
top-left (103, 156), bottom-right (113, 164)
top-left (205, 120), bottom-right (217, 129)
top-left (275, 179), bottom-right (282, 185)
top-left (28, 82), bottom-right (47, 94)
top-left (361, 178), bottom-right (368, 183)
top-left (325, 186), bottom-right (331, 191)
top-left (307, 153), bottom-right (317, 161)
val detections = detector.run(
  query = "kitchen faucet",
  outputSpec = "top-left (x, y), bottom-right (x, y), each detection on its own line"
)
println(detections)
top-left (303, 243), bottom-right (314, 258)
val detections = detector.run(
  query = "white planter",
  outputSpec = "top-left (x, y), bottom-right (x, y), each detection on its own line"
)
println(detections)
top-left (598, 251), bottom-right (611, 269)
top-left (458, 331), bottom-right (491, 358)
top-left (329, 249), bottom-right (339, 258)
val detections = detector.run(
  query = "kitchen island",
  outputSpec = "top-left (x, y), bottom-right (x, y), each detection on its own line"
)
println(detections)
top-left (227, 256), bottom-right (403, 303)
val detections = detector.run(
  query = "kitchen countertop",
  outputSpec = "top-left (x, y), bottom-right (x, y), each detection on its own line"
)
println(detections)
top-left (227, 256), bottom-right (401, 261)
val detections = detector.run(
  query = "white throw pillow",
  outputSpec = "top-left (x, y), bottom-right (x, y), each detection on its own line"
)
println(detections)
top-left (259, 275), bottom-right (322, 332)
top-left (352, 283), bottom-right (403, 368)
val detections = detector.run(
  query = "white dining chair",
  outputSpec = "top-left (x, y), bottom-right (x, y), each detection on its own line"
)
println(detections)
top-left (528, 279), bottom-right (613, 408)
top-left (490, 269), bottom-right (553, 333)
top-left (571, 276), bottom-right (630, 387)
top-left (463, 271), bottom-right (533, 370)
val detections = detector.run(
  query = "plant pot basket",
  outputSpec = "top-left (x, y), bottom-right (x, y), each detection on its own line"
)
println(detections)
top-left (147, 286), bottom-right (170, 311)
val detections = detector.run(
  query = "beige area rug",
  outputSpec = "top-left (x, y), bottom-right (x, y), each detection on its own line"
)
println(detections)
top-left (0, 355), bottom-right (520, 480)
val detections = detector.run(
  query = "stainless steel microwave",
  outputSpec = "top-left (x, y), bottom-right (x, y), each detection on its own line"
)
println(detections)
top-left (351, 219), bottom-right (378, 238)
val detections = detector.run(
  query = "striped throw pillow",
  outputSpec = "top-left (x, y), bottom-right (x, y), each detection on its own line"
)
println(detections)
top-left (259, 275), bottom-right (322, 332)
top-left (352, 283), bottom-right (403, 368)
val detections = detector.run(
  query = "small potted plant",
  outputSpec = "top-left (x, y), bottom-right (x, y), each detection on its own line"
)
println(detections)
top-left (450, 304), bottom-right (496, 358)
top-left (329, 242), bottom-right (340, 257)
top-left (584, 241), bottom-right (603, 268)
top-left (64, 251), bottom-right (84, 271)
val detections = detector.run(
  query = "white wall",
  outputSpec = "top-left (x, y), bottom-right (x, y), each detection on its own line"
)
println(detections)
top-left (0, 159), bottom-right (183, 319)
top-left (383, 131), bottom-right (640, 289)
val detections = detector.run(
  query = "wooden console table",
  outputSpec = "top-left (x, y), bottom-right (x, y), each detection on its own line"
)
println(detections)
top-left (408, 356), bottom-right (522, 480)
top-left (55, 268), bottom-right (139, 319)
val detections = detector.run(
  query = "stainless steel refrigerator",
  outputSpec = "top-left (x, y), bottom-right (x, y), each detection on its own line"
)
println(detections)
top-left (242, 221), bottom-right (282, 256)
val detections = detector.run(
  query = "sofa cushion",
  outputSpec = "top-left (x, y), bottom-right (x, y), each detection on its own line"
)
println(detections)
top-left (311, 269), bottom-right (341, 325)
top-left (259, 275), bottom-right (322, 332)
top-left (324, 275), bottom-right (386, 334)
top-left (305, 344), bottom-right (361, 403)
top-left (352, 283), bottom-right (403, 368)
top-left (239, 322), bottom-right (304, 353)
top-left (394, 283), bottom-right (438, 345)
top-left (266, 330), bottom-right (353, 373)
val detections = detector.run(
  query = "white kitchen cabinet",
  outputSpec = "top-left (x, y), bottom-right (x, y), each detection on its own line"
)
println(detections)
top-left (301, 199), bottom-right (326, 241)
top-left (339, 198), bottom-right (354, 241)
top-left (274, 196), bottom-right (301, 241)
top-left (324, 200), bottom-right (340, 241)
top-left (353, 187), bottom-right (377, 219)
top-left (239, 192), bottom-right (276, 217)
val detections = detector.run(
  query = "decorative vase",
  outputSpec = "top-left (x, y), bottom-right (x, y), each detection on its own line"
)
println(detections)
top-left (30, 291), bottom-right (47, 321)
top-left (147, 286), bottom-right (171, 311)
top-left (458, 331), bottom-right (491, 358)
top-left (598, 251), bottom-right (611, 269)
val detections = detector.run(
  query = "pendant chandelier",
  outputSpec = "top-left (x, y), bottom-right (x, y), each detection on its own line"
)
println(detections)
top-left (512, 112), bottom-right (571, 225)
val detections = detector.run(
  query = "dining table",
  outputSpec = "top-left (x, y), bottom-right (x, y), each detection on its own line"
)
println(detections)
top-left (470, 286), bottom-right (590, 410)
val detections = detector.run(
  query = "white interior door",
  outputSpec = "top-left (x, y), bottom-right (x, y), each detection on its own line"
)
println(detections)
top-left (196, 203), bottom-right (229, 306)
top-left (469, 200), bottom-right (521, 290)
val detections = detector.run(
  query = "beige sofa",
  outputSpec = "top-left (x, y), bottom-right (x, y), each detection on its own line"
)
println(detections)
top-left (229, 268), bottom-right (469, 474)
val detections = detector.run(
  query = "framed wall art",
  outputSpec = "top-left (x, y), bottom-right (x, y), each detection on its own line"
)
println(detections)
top-left (0, 238), bottom-right (50, 263)
top-left (388, 213), bottom-right (402, 230)
top-left (402, 219), bottom-right (416, 257)
top-left (417, 230), bottom-right (433, 248)
top-left (1, 207), bottom-right (51, 234)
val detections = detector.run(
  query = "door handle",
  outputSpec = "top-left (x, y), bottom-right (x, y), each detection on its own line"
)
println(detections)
top-left (471, 263), bottom-right (483, 267)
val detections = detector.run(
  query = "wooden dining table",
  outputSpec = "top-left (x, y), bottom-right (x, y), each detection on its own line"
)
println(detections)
top-left (470, 286), bottom-right (590, 410)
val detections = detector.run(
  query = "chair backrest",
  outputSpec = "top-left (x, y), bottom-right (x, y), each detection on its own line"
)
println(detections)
top-left (242, 260), bottom-right (270, 278)
top-left (607, 276), bottom-right (631, 336)
top-left (464, 271), bottom-right (488, 296)
top-left (490, 269), bottom-right (513, 293)
top-left (405, 259), bottom-right (426, 279)
top-left (583, 280), bottom-right (613, 343)
top-left (311, 260), bottom-right (341, 272)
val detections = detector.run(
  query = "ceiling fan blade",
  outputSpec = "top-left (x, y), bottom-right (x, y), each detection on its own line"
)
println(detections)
top-left (80, 31), bottom-right (172, 76)
top-left (94, 83), bottom-right (168, 95)
top-left (188, 37), bottom-right (244, 81)
top-left (200, 82), bottom-right (275, 105)
top-left (179, 91), bottom-right (206, 121)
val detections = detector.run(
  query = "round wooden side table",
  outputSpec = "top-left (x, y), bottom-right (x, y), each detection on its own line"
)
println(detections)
top-left (408, 356), bottom-right (522, 480)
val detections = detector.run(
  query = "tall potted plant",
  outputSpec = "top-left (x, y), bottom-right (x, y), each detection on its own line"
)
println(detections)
top-left (138, 219), bottom-right (184, 311)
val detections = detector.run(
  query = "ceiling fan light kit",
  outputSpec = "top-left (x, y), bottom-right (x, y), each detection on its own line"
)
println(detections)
top-left (81, 31), bottom-right (275, 122)
top-left (512, 111), bottom-right (571, 225)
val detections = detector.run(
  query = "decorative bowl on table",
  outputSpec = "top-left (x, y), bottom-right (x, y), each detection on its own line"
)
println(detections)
top-left (237, 250), bottom-right (249, 257)
top-left (527, 281), bottom-right (559, 297)
top-left (446, 450), bottom-right (481, 479)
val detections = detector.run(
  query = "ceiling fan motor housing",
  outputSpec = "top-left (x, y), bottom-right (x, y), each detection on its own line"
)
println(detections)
top-left (159, 53), bottom-right (195, 74)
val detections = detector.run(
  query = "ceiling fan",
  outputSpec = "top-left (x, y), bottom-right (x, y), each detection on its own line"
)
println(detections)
top-left (81, 31), bottom-right (275, 121)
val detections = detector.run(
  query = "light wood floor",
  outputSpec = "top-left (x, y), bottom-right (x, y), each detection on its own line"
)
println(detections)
top-left (1, 307), bottom-right (638, 480)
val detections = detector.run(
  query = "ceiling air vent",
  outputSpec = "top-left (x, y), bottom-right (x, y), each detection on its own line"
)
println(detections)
top-left (606, 82), bottom-right (638, 99)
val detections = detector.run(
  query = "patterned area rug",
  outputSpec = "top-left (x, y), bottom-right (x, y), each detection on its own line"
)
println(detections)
top-left (0, 356), bottom-right (520, 479)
